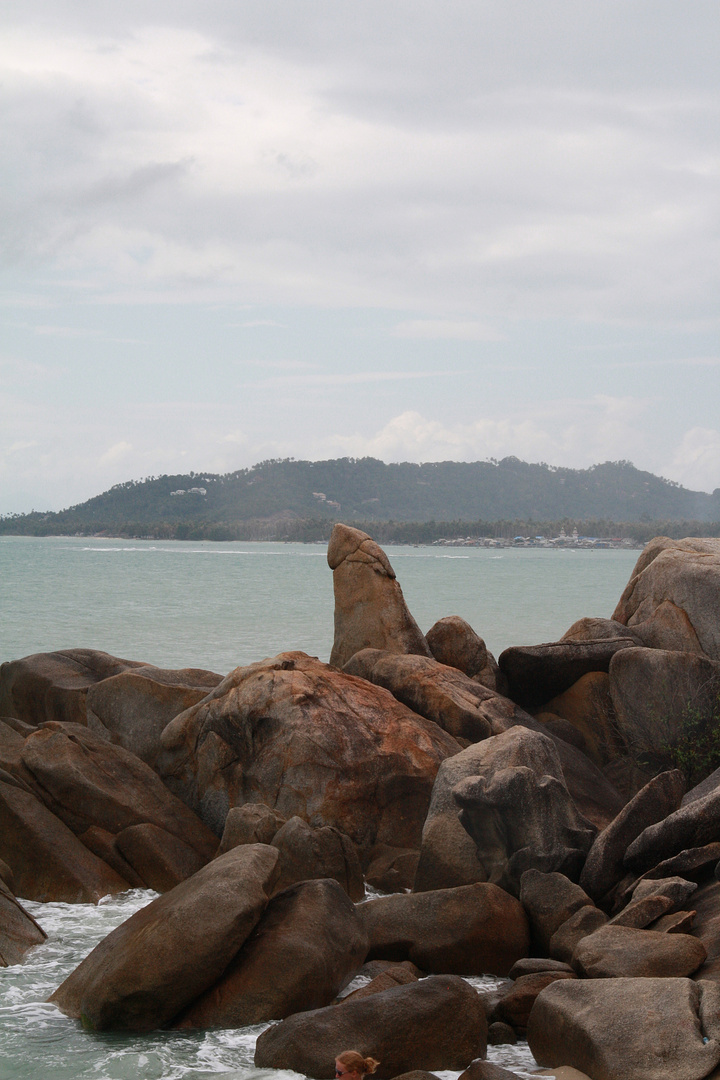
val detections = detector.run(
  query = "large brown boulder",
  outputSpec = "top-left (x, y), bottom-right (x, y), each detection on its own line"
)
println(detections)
top-left (537, 672), bottom-right (620, 767)
top-left (613, 536), bottom-right (720, 659)
top-left (687, 879), bottom-right (720, 980)
top-left (453, 728), bottom-right (596, 895)
top-left (327, 525), bottom-right (432, 669)
top-left (157, 652), bottom-right (459, 858)
top-left (360, 882), bottom-right (529, 976)
top-left (114, 823), bottom-right (208, 893)
top-left (175, 878), bottom-right (368, 1028)
top-left (254, 974), bottom-right (488, 1079)
top-left (217, 803), bottom-right (286, 854)
top-left (344, 649), bottom-right (526, 742)
top-left (0, 777), bottom-right (130, 903)
top-left (572, 924), bottom-right (707, 978)
top-left (85, 666), bottom-right (222, 766)
top-left (425, 616), bottom-right (506, 694)
top-left (498, 638), bottom-right (638, 709)
top-left (270, 817), bottom-right (364, 900)
top-left (527, 977), bottom-right (720, 1080)
top-left (579, 770), bottom-right (686, 903)
top-left (20, 721), bottom-right (218, 861)
top-left (609, 647), bottom-right (720, 763)
top-left (491, 970), bottom-right (577, 1031)
top-left (49, 844), bottom-right (280, 1030)
top-left (0, 878), bottom-right (46, 965)
top-left (0, 649), bottom-right (143, 726)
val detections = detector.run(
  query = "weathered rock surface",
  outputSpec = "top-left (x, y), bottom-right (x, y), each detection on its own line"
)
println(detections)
top-left (498, 638), bottom-right (637, 709)
top-left (254, 975), bottom-right (488, 1079)
top-left (217, 803), bottom-right (286, 854)
top-left (365, 844), bottom-right (419, 893)
top-left (492, 971), bottom-right (577, 1031)
top-left (20, 721), bottom-right (218, 860)
top-left (327, 525), bottom-right (432, 669)
top-left (270, 816), bottom-right (364, 900)
top-left (0, 778), bottom-right (130, 902)
top-left (0, 649), bottom-right (143, 726)
top-left (528, 977), bottom-right (720, 1080)
top-left (340, 965), bottom-right (418, 1003)
top-left (157, 652), bottom-right (459, 858)
top-left (0, 878), bottom-right (46, 965)
top-left (688, 880), bottom-right (720, 980)
top-left (625, 786), bottom-right (720, 874)
top-left (344, 650), bottom-right (498, 742)
top-left (613, 536), bottom-right (720, 660)
top-left (609, 647), bottom-right (720, 760)
top-left (508, 958), bottom-right (575, 979)
top-left (453, 729), bottom-right (596, 895)
top-left (175, 878), bottom-right (367, 1028)
top-left (537, 673), bottom-right (619, 767)
top-left (49, 844), bottom-right (280, 1030)
top-left (114, 823), bottom-right (207, 893)
top-left (85, 666), bottom-right (221, 766)
top-left (458, 1063), bottom-right (521, 1080)
top-left (519, 871), bottom-right (594, 955)
top-left (631, 874), bottom-right (698, 907)
top-left (579, 769), bottom-right (686, 903)
top-left (486, 1023), bottom-right (517, 1047)
top-left (607, 894), bottom-right (675, 929)
top-left (548, 907), bottom-right (609, 964)
top-left (572, 924), bottom-right (707, 978)
top-left (360, 882), bottom-right (529, 976)
top-left (77, 826), bottom-right (146, 888)
top-left (425, 616), bottom-right (506, 694)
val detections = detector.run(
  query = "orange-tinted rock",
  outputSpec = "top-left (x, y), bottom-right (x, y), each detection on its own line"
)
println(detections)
top-left (425, 616), bottom-right (506, 694)
top-left (539, 673), bottom-right (620, 768)
top-left (327, 525), bottom-right (431, 669)
top-left (157, 652), bottom-right (459, 860)
top-left (498, 638), bottom-right (637, 710)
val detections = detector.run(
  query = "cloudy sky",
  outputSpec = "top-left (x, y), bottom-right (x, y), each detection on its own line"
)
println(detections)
top-left (2, 1), bottom-right (719, 514)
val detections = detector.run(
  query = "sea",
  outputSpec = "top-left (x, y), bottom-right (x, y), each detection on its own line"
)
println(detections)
top-left (0, 535), bottom-right (641, 1080)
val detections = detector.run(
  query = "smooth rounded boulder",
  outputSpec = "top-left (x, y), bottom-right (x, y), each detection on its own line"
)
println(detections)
top-left (360, 882), bottom-right (529, 976)
top-left (175, 878), bottom-right (368, 1028)
top-left (571, 924), bottom-right (707, 979)
top-left (327, 524), bottom-right (432, 669)
top-left (157, 652), bottom-right (459, 858)
top-left (48, 844), bottom-right (280, 1030)
top-left (254, 975), bottom-right (488, 1079)
top-left (425, 615), bottom-right (505, 693)
top-left (528, 977), bottom-right (720, 1080)
top-left (519, 870), bottom-right (595, 955)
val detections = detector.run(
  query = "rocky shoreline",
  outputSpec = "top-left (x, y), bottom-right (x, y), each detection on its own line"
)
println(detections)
top-left (2, 525), bottom-right (720, 1080)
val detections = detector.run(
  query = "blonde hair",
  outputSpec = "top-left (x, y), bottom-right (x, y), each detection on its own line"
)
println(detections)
top-left (336, 1051), bottom-right (380, 1076)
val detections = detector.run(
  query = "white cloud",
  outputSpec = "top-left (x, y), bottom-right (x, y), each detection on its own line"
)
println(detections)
top-left (392, 320), bottom-right (505, 342)
top-left (663, 428), bottom-right (720, 493)
top-left (98, 441), bottom-right (133, 465)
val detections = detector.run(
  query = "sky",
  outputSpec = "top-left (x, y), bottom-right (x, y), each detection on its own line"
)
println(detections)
top-left (1, 1), bottom-right (719, 514)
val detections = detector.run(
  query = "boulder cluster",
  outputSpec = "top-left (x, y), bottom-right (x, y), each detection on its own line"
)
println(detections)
top-left (2, 526), bottom-right (720, 1080)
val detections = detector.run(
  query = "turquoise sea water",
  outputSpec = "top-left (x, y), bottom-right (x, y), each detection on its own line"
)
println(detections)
top-left (0, 535), bottom-right (640, 1080)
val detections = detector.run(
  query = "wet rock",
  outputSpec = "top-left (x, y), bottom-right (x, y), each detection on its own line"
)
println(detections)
top-left (114, 823), bottom-right (207, 893)
top-left (49, 844), bottom-right (280, 1031)
top-left (344, 650), bottom-right (496, 743)
top-left (85, 666), bottom-right (222, 766)
top-left (365, 844), bottom-right (419, 893)
top-left (458, 1063), bottom-right (521, 1080)
top-left (492, 971), bottom-right (577, 1031)
top-left (327, 525), bottom-right (432, 669)
top-left (528, 977), bottom-right (720, 1080)
top-left (425, 616), bottom-right (506, 694)
top-left (548, 907), bottom-right (608, 964)
top-left (625, 786), bottom-right (720, 875)
top-left (0, 778), bottom-right (130, 903)
top-left (157, 652), bottom-right (459, 860)
top-left (579, 770), bottom-right (686, 903)
top-left (360, 882), bottom-right (529, 976)
top-left (271, 817), bottom-right (364, 900)
top-left (572, 924), bottom-right (707, 978)
top-left (217, 803), bottom-right (286, 854)
top-left (21, 722), bottom-right (218, 862)
top-left (508, 957), bottom-right (575, 979)
top-left (609, 647), bottom-right (720, 761)
top-left (486, 1022), bottom-right (517, 1046)
top-left (498, 638), bottom-right (637, 710)
top-left (340, 965), bottom-right (418, 1004)
top-left (454, 729), bottom-right (596, 896)
top-left (175, 878), bottom-right (368, 1028)
top-left (0, 878), bottom-right (46, 966)
top-left (254, 974), bottom-right (488, 1079)
top-left (519, 871), bottom-right (594, 955)
top-left (613, 536), bottom-right (720, 660)
top-left (0, 649), bottom-right (143, 726)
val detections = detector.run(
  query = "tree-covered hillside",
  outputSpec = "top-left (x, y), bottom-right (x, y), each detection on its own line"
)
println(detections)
top-left (3, 457), bottom-right (720, 536)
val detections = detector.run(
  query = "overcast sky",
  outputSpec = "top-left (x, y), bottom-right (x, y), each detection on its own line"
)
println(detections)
top-left (2, 1), bottom-right (719, 514)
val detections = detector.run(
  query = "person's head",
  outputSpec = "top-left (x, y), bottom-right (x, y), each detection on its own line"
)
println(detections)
top-left (334, 1051), bottom-right (380, 1080)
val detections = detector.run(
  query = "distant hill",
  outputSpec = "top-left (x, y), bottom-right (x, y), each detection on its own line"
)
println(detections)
top-left (3, 457), bottom-right (720, 539)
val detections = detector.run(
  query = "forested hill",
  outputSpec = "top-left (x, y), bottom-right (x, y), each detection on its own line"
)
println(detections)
top-left (4, 457), bottom-right (720, 535)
